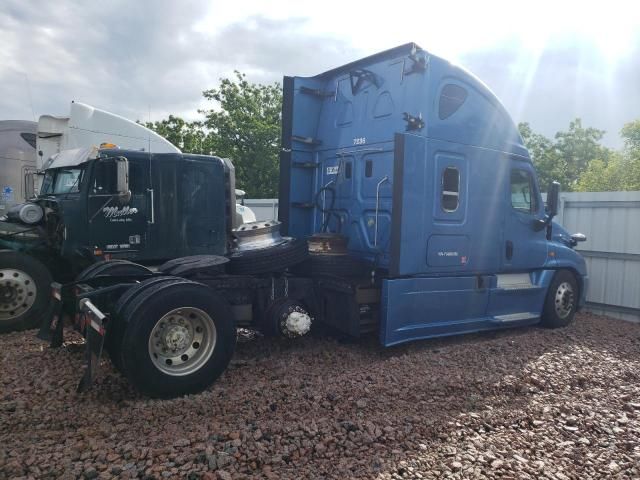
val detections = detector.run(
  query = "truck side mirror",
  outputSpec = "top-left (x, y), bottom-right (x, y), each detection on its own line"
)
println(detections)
top-left (115, 157), bottom-right (131, 205)
top-left (235, 188), bottom-right (247, 206)
top-left (547, 181), bottom-right (560, 218)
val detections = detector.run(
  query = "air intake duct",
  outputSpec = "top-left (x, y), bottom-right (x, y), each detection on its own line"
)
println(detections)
top-left (6, 202), bottom-right (44, 225)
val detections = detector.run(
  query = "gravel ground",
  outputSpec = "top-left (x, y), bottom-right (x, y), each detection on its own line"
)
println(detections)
top-left (1, 312), bottom-right (640, 479)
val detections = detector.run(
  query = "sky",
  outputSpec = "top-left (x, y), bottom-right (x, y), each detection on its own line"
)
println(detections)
top-left (1, 0), bottom-right (639, 148)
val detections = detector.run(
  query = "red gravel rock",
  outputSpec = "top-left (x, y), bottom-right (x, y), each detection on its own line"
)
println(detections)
top-left (1, 312), bottom-right (639, 479)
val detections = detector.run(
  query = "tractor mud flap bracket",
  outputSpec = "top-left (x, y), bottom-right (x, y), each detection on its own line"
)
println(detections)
top-left (36, 282), bottom-right (65, 346)
top-left (76, 298), bottom-right (108, 393)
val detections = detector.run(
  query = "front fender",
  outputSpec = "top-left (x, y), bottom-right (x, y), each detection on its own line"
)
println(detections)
top-left (547, 243), bottom-right (588, 307)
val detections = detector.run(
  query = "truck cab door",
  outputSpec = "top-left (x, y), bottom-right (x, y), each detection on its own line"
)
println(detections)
top-left (484, 164), bottom-right (549, 321)
top-left (501, 165), bottom-right (548, 270)
top-left (87, 156), bottom-right (149, 258)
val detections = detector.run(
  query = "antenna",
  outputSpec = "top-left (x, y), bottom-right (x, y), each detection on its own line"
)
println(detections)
top-left (24, 74), bottom-right (36, 121)
top-left (148, 104), bottom-right (152, 153)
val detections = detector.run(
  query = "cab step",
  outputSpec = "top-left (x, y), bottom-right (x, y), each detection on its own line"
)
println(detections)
top-left (490, 312), bottom-right (539, 324)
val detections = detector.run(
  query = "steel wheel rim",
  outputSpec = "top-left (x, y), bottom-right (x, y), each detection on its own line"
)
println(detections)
top-left (148, 307), bottom-right (217, 376)
top-left (0, 269), bottom-right (37, 322)
top-left (554, 281), bottom-right (575, 319)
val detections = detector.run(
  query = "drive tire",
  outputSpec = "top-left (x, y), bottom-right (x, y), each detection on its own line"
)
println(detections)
top-left (0, 251), bottom-right (53, 333)
top-left (119, 280), bottom-right (236, 398)
top-left (227, 237), bottom-right (308, 275)
top-left (541, 270), bottom-right (579, 328)
top-left (76, 259), bottom-right (152, 282)
top-left (75, 259), bottom-right (152, 324)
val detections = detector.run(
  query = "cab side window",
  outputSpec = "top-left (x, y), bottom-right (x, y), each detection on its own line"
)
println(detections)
top-left (439, 84), bottom-right (468, 120)
top-left (92, 158), bottom-right (148, 194)
top-left (441, 167), bottom-right (460, 212)
top-left (92, 162), bottom-right (117, 194)
top-left (20, 133), bottom-right (37, 149)
top-left (510, 169), bottom-right (537, 213)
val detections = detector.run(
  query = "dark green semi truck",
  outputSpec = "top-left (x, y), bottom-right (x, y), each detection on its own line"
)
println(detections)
top-left (0, 147), bottom-right (308, 334)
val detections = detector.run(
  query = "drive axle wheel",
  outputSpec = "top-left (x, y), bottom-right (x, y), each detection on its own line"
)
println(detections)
top-left (148, 307), bottom-right (217, 375)
top-left (0, 251), bottom-right (53, 333)
top-left (103, 276), bottom-right (180, 373)
top-left (119, 280), bottom-right (236, 398)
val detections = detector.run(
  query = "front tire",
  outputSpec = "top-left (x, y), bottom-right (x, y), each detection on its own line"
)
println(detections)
top-left (541, 270), bottom-right (578, 328)
top-left (0, 251), bottom-right (53, 333)
top-left (119, 281), bottom-right (236, 398)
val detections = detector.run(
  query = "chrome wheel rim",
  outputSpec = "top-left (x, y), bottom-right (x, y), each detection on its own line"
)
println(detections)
top-left (554, 281), bottom-right (575, 319)
top-left (148, 307), bottom-right (216, 376)
top-left (0, 269), bottom-right (37, 322)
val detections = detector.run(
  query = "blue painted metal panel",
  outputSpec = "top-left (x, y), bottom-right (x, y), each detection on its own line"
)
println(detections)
top-left (381, 271), bottom-right (559, 346)
top-left (389, 136), bottom-right (506, 276)
top-left (486, 270), bottom-right (552, 317)
top-left (388, 133), bottom-right (428, 274)
top-left (380, 276), bottom-right (490, 346)
top-left (548, 240), bottom-right (589, 307)
top-left (501, 161), bottom-right (548, 271)
top-left (426, 235), bottom-right (470, 267)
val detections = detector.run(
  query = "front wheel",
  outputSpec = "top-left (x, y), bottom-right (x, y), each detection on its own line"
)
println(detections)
top-left (541, 270), bottom-right (579, 328)
top-left (0, 251), bottom-right (53, 333)
top-left (119, 281), bottom-right (236, 398)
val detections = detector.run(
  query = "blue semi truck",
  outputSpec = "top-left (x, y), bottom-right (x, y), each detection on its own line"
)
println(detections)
top-left (13, 43), bottom-right (585, 398)
top-left (278, 43), bottom-right (588, 346)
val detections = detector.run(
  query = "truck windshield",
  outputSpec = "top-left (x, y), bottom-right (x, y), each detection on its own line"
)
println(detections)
top-left (40, 168), bottom-right (85, 195)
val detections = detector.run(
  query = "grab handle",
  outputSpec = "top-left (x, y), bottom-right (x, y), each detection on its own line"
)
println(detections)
top-left (374, 176), bottom-right (389, 247)
top-left (147, 188), bottom-right (155, 224)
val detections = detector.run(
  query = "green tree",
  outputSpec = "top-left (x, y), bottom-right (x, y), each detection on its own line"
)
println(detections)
top-left (576, 120), bottom-right (640, 191)
top-left (575, 155), bottom-right (625, 191)
top-left (554, 119), bottom-right (610, 189)
top-left (621, 120), bottom-right (640, 152)
top-left (144, 115), bottom-right (210, 154)
top-left (520, 119), bottom-right (611, 192)
top-left (200, 72), bottom-right (282, 198)
top-left (518, 122), bottom-right (566, 191)
top-left (621, 121), bottom-right (640, 189)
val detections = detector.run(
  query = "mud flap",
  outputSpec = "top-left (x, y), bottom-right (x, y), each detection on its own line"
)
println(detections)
top-left (36, 282), bottom-right (64, 347)
top-left (77, 298), bottom-right (108, 393)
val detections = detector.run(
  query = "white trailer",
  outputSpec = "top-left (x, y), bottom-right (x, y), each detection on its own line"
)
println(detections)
top-left (0, 121), bottom-right (37, 212)
top-left (37, 102), bottom-right (179, 170)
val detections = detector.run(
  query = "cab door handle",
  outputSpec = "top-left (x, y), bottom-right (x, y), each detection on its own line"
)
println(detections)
top-left (505, 241), bottom-right (513, 260)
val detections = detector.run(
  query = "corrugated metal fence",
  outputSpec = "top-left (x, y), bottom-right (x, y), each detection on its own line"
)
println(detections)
top-left (555, 191), bottom-right (640, 321)
top-left (246, 192), bottom-right (640, 321)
